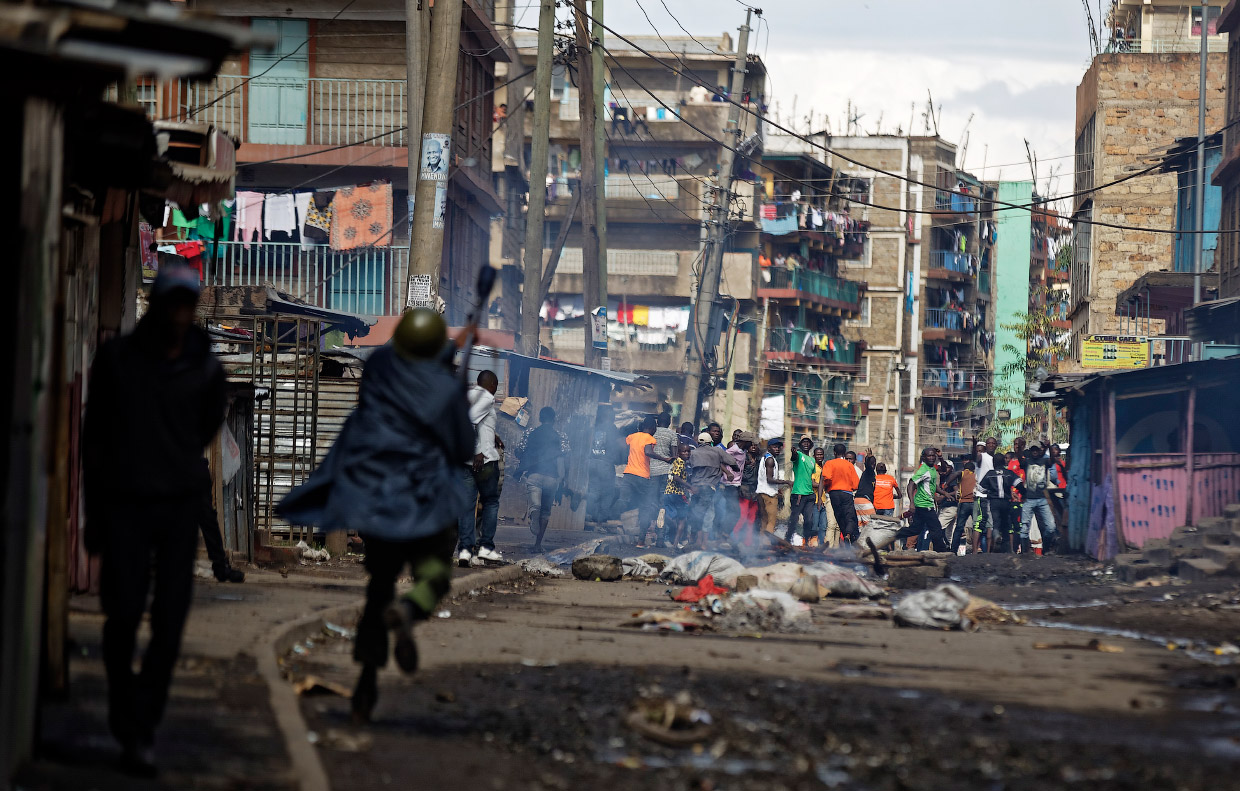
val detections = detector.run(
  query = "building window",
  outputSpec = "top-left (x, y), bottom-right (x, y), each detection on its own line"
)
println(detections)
top-left (1075, 114), bottom-right (1095, 198)
top-left (857, 354), bottom-right (871, 386)
top-left (854, 415), bottom-right (869, 444)
top-left (1070, 203), bottom-right (1092, 315)
top-left (841, 236), bottom-right (872, 269)
top-left (846, 296), bottom-right (872, 328)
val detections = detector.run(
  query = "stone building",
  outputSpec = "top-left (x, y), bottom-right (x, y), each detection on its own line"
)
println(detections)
top-left (1069, 0), bottom-right (1227, 368)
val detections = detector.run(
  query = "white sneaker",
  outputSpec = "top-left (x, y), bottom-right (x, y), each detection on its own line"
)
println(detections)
top-left (457, 548), bottom-right (473, 568)
top-left (476, 546), bottom-right (503, 563)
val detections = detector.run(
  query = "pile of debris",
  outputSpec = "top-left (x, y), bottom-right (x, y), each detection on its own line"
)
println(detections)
top-left (1115, 504), bottom-right (1240, 583)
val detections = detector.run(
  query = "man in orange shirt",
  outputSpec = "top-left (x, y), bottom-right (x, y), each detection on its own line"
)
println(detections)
top-left (821, 443), bottom-right (861, 542)
top-left (872, 462), bottom-right (900, 516)
top-left (617, 416), bottom-right (671, 540)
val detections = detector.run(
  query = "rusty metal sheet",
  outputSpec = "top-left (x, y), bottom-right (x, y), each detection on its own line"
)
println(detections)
top-left (1192, 453), bottom-right (1240, 522)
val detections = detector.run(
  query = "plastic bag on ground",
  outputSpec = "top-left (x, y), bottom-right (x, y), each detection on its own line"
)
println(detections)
top-left (295, 540), bottom-right (330, 562)
top-left (893, 583), bottom-right (972, 629)
top-left (716, 590), bottom-right (812, 633)
top-left (742, 562), bottom-right (807, 593)
top-left (622, 557), bottom-right (662, 579)
top-left (542, 538), bottom-right (608, 566)
top-left (803, 562), bottom-right (884, 599)
top-left (660, 551), bottom-right (747, 585)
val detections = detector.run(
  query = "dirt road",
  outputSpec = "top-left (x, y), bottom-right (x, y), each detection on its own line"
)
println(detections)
top-left (291, 554), bottom-right (1240, 790)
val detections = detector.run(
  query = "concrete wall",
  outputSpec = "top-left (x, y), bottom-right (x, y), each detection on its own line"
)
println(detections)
top-left (1069, 52), bottom-right (1226, 369)
top-left (995, 181), bottom-right (1033, 439)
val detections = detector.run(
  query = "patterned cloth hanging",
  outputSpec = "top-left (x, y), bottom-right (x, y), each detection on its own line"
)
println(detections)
top-left (329, 182), bottom-right (393, 251)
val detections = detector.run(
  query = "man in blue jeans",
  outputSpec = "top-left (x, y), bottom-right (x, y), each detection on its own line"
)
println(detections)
top-left (458, 370), bottom-right (503, 565)
top-left (1018, 444), bottom-right (1060, 554)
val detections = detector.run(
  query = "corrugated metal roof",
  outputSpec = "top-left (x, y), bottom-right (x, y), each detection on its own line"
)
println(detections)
top-left (504, 350), bottom-right (650, 386)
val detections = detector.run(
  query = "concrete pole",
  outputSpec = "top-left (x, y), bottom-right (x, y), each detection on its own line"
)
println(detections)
top-left (403, 0), bottom-right (430, 308)
top-left (878, 355), bottom-right (894, 464)
top-left (519, 0), bottom-right (556, 356)
top-left (407, 0), bottom-right (464, 313)
top-left (682, 8), bottom-right (751, 424)
top-left (892, 365), bottom-right (902, 476)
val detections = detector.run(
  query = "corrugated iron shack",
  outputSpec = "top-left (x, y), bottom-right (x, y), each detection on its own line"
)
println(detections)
top-left (1037, 357), bottom-right (1240, 560)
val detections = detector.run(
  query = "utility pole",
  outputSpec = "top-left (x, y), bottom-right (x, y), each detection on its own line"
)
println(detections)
top-left (403, 0), bottom-right (430, 309)
top-left (407, 0), bottom-right (463, 312)
top-left (519, 0), bottom-right (556, 357)
top-left (574, 0), bottom-right (602, 368)
top-left (682, 8), bottom-right (751, 424)
top-left (1193, 5), bottom-right (1208, 308)
top-left (591, 0), bottom-right (608, 364)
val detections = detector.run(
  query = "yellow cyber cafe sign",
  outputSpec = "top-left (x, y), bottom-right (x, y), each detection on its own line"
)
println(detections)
top-left (1081, 335), bottom-right (1149, 369)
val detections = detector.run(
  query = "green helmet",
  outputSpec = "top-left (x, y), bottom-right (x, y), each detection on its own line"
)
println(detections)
top-left (392, 308), bottom-right (447, 360)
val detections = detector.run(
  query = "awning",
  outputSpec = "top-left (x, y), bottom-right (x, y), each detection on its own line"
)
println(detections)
top-left (504, 350), bottom-right (651, 387)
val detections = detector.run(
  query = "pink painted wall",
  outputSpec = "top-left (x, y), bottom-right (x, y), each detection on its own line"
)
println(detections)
top-left (1117, 453), bottom-right (1240, 548)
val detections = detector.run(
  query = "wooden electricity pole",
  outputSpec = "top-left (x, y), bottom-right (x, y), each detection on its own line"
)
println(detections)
top-left (407, 0), bottom-right (464, 311)
top-left (519, 0), bottom-right (556, 357)
top-left (573, 0), bottom-right (602, 368)
top-left (403, 0), bottom-right (430, 308)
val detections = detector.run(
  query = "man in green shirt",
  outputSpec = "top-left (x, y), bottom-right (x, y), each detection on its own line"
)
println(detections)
top-left (783, 435), bottom-right (819, 542)
top-left (889, 447), bottom-right (948, 551)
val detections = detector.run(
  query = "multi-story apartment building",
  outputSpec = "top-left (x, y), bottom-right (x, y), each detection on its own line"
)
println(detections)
top-left (1214, 0), bottom-right (1240, 305)
top-left (144, 0), bottom-right (507, 323)
top-left (798, 135), bottom-right (996, 470)
top-left (746, 133), bottom-right (870, 446)
top-left (491, 31), bottom-right (765, 409)
top-left (1069, 0), bottom-right (1227, 367)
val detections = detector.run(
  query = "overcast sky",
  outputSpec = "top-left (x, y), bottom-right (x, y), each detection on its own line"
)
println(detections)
top-left (581, 0), bottom-right (1093, 194)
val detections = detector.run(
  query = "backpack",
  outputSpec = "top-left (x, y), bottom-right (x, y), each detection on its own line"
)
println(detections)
top-left (1025, 461), bottom-right (1048, 495)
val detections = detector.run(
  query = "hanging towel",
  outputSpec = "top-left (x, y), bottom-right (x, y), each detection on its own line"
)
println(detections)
top-left (330, 182), bottom-right (394, 251)
top-left (234, 191), bottom-right (264, 248)
top-left (171, 208), bottom-right (195, 240)
top-left (294, 192), bottom-right (314, 250)
top-left (264, 193), bottom-right (297, 239)
top-left (632, 305), bottom-right (649, 326)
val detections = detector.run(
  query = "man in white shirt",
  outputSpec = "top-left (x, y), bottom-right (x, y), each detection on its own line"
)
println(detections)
top-left (458, 370), bottom-right (503, 565)
top-left (973, 438), bottom-right (997, 550)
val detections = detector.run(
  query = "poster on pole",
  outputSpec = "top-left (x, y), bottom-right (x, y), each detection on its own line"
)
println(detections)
top-left (1081, 335), bottom-right (1149, 370)
top-left (406, 273), bottom-right (433, 309)
top-left (431, 183), bottom-right (448, 230)
top-left (419, 133), bottom-right (450, 181)
top-left (590, 306), bottom-right (608, 351)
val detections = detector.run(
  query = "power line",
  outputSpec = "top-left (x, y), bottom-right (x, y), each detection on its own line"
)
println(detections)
top-left (585, 14), bottom-right (1240, 234)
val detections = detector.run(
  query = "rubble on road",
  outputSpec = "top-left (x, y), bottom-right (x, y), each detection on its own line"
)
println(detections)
top-left (894, 584), bottom-right (1023, 630)
top-left (625, 691), bottom-right (713, 747)
top-left (517, 557), bottom-right (568, 577)
top-left (716, 590), bottom-right (812, 633)
top-left (572, 555), bottom-right (623, 581)
top-left (1114, 505), bottom-right (1240, 583)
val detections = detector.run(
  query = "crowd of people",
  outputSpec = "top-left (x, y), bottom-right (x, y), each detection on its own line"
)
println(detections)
top-left (493, 405), bottom-right (1071, 557)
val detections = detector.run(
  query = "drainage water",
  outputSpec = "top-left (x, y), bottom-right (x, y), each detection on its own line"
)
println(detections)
top-left (1027, 619), bottom-right (1238, 665)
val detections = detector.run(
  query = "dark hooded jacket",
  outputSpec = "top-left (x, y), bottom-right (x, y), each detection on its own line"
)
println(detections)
top-left (84, 318), bottom-right (226, 543)
top-left (277, 344), bottom-right (472, 540)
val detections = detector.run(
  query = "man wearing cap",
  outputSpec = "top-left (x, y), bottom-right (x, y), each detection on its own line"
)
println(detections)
top-left (755, 438), bottom-right (792, 534)
top-left (84, 264), bottom-right (226, 775)
top-left (687, 431), bottom-right (740, 544)
top-left (278, 308), bottom-right (473, 724)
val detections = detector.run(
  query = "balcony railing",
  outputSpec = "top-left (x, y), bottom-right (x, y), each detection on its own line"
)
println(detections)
top-left (761, 267), bottom-right (860, 305)
top-left (145, 76), bottom-right (409, 147)
top-left (1104, 36), bottom-right (1228, 54)
top-left (767, 327), bottom-right (860, 365)
top-left (928, 250), bottom-right (975, 274)
top-left (934, 189), bottom-right (977, 213)
top-left (925, 307), bottom-right (968, 330)
top-left (205, 241), bottom-right (407, 316)
top-left (922, 366), bottom-right (990, 396)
